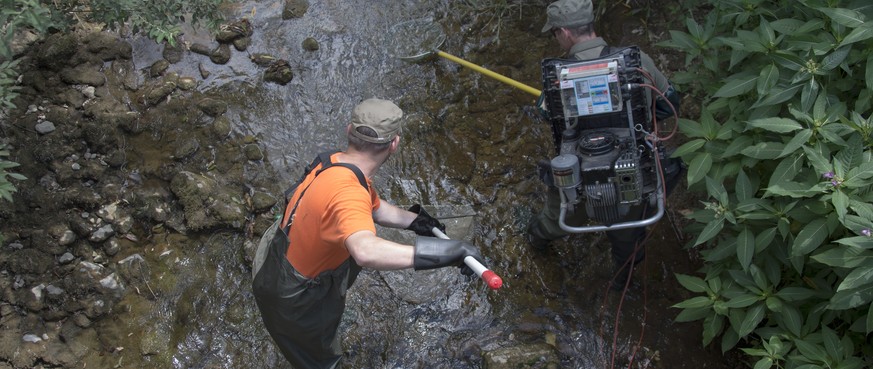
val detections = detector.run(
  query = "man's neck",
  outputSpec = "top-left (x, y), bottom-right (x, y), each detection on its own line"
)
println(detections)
top-left (569, 31), bottom-right (598, 45)
top-left (336, 150), bottom-right (386, 178)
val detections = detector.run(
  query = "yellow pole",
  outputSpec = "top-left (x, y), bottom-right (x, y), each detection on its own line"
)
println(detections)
top-left (436, 50), bottom-right (541, 97)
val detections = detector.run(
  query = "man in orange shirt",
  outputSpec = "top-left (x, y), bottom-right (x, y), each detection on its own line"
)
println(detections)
top-left (252, 98), bottom-right (483, 369)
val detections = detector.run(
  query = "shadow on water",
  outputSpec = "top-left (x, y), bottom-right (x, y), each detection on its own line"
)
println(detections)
top-left (103, 1), bottom-right (734, 368)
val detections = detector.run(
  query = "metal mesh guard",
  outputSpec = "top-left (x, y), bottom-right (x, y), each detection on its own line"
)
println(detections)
top-left (388, 19), bottom-right (446, 62)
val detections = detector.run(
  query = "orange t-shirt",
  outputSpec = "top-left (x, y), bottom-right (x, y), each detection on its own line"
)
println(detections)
top-left (282, 153), bottom-right (380, 278)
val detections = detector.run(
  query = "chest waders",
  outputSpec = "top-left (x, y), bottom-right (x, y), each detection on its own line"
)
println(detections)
top-left (252, 151), bottom-right (368, 369)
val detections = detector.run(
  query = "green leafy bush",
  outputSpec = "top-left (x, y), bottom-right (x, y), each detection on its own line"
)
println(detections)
top-left (43, 0), bottom-right (227, 46)
top-left (1, 0), bottom-right (55, 109)
top-left (659, 0), bottom-right (873, 368)
top-left (0, 143), bottom-right (26, 202)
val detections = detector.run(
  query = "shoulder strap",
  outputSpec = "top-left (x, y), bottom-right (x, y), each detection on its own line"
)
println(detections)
top-left (314, 151), bottom-right (368, 191)
top-left (599, 45), bottom-right (622, 57)
top-left (282, 150), bottom-right (370, 230)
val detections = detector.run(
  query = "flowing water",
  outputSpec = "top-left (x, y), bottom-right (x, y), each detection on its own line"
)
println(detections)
top-left (96, 1), bottom-right (735, 368)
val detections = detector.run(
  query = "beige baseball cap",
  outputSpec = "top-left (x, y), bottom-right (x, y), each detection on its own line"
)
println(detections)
top-left (349, 98), bottom-right (403, 144)
top-left (541, 0), bottom-right (594, 33)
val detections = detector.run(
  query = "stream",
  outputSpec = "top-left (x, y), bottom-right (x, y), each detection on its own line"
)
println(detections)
top-left (0, 0), bottom-right (738, 368)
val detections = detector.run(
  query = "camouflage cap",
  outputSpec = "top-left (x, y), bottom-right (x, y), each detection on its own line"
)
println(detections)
top-left (541, 0), bottom-right (594, 33)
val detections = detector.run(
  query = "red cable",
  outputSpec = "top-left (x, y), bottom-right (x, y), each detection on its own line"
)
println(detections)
top-left (597, 68), bottom-right (677, 368)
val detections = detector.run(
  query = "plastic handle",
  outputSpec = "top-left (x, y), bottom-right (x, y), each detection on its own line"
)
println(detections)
top-left (435, 50), bottom-right (541, 97)
top-left (431, 228), bottom-right (503, 290)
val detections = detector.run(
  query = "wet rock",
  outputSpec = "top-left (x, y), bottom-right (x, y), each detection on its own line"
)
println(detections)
top-left (163, 71), bottom-right (180, 85)
top-left (264, 60), bottom-right (294, 85)
top-left (212, 115), bottom-right (232, 138)
top-left (250, 53), bottom-right (278, 67)
top-left (251, 214), bottom-right (276, 238)
top-left (189, 43), bottom-right (212, 56)
top-left (36, 33), bottom-right (79, 71)
top-left (23, 284), bottom-right (46, 312)
top-left (71, 313), bottom-right (91, 328)
top-left (216, 19), bottom-right (253, 43)
top-left (113, 215), bottom-right (134, 235)
top-left (106, 59), bottom-right (140, 90)
top-left (82, 31), bottom-right (132, 61)
top-left (173, 138), bottom-right (200, 159)
top-left (149, 59), bottom-right (170, 77)
top-left (233, 36), bottom-right (251, 51)
top-left (22, 333), bottom-right (43, 343)
top-left (145, 81), bottom-right (177, 106)
top-left (177, 77), bottom-right (197, 90)
top-left (8, 28), bottom-right (40, 57)
top-left (59, 253), bottom-right (75, 264)
top-left (19, 69), bottom-right (54, 94)
top-left (117, 254), bottom-right (149, 286)
top-left (95, 202), bottom-right (120, 223)
top-left (88, 224), bottom-right (115, 243)
top-left (51, 159), bottom-right (106, 187)
top-left (197, 98), bottom-right (227, 117)
top-left (59, 230), bottom-right (77, 246)
top-left (105, 149), bottom-right (127, 167)
top-left (283, 0), bottom-right (310, 19)
top-left (100, 111), bottom-right (142, 134)
top-left (7, 249), bottom-right (53, 275)
top-left (41, 329), bottom-right (93, 367)
top-left (210, 43), bottom-right (232, 65)
top-left (81, 85), bottom-right (96, 99)
top-left (59, 64), bottom-right (106, 87)
top-left (102, 238), bottom-right (120, 257)
top-left (169, 171), bottom-right (247, 230)
top-left (98, 273), bottom-right (123, 295)
top-left (131, 186), bottom-right (174, 223)
top-left (81, 297), bottom-right (108, 319)
top-left (82, 95), bottom-right (129, 119)
top-left (198, 63), bottom-right (211, 79)
top-left (55, 88), bottom-right (86, 108)
top-left (302, 37), bottom-right (319, 51)
top-left (163, 42), bottom-right (185, 63)
top-left (67, 214), bottom-right (95, 237)
top-left (483, 343), bottom-right (560, 369)
top-left (243, 144), bottom-right (263, 161)
top-left (34, 121), bottom-right (56, 134)
top-left (82, 120), bottom-right (120, 152)
top-left (250, 191), bottom-right (277, 213)
top-left (45, 284), bottom-right (64, 298)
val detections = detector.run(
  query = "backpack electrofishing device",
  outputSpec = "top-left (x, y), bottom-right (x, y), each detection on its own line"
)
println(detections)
top-left (540, 46), bottom-right (666, 233)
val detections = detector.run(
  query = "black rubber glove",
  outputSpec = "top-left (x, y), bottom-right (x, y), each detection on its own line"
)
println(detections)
top-left (413, 236), bottom-right (483, 275)
top-left (405, 204), bottom-right (446, 237)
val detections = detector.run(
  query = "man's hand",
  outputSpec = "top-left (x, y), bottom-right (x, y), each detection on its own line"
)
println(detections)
top-left (405, 204), bottom-right (446, 237)
top-left (413, 237), bottom-right (483, 275)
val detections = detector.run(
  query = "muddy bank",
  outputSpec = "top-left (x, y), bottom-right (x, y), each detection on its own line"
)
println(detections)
top-left (0, 23), bottom-right (289, 367)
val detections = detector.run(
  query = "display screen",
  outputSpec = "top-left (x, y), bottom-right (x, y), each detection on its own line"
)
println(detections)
top-left (556, 59), bottom-right (622, 118)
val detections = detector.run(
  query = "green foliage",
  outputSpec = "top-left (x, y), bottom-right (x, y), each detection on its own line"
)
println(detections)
top-left (0, 59), bottom-right (21, 109)
top-left (79, 0), bottom-right (226, 46)
top-left (0, 1), bottom-right (44, 110)
top-left (0, 0), bottom-right (230, 110)
top-left (454, 0), bottom-right (529, 39)
top-left (0, 0), bottom-right (57, 58)
top-left (0, 143), bottom-right (26, 202)
top-left (661, 0), bottom-right (873, 367)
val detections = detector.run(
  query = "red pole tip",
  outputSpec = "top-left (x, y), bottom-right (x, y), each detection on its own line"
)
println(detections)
top-left (481, 270), bottom-right (503, 290)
